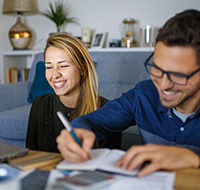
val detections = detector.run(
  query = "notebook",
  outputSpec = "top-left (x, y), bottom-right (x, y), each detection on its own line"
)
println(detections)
top-left (0, 142), bottom-right (29, 162)
top-left (56, 148), bottom-right (140, 176)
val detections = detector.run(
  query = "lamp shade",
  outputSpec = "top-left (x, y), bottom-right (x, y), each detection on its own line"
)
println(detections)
top-left (3, 0), bottom-right (38, 14)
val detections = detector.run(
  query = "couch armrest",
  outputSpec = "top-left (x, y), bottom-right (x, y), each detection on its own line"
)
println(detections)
top-left (0, 81), bottom-right (32, 112)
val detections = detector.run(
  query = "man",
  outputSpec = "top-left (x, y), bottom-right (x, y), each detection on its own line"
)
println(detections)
top-left (57, 9), bottom-right (200, 177)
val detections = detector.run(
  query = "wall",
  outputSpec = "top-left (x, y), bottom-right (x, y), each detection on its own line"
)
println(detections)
top-left (0, 0), bottom-right (200, 51)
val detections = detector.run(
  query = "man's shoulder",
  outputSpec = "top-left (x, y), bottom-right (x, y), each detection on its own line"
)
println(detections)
top-left (125, 80), bottom-right (156, 96)
top-left (123, 80), bottom-right (159, 105)
top-left (134, 79), bottom-right (155, 91)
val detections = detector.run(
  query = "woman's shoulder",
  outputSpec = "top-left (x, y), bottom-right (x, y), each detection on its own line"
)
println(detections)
top-left (33, 93), bottom-right (56, 105)
top-left (99, 96), bottom-right (109, 107)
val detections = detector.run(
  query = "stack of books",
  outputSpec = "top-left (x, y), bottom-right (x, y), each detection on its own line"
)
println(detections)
top-left (7, 67), bottom-right (30, 83)
top-left (8, 151), bottom-right (62, 171)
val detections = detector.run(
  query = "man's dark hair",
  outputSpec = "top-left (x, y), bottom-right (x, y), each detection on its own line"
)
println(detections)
top-left (156, 9), bottom-right (200, 65)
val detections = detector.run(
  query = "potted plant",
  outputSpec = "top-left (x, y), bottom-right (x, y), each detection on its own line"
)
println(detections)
top-left (41, 0), bottom-right (79, 33)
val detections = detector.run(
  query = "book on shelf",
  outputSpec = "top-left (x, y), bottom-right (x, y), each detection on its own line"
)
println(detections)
top-left (7, 67), bottom-right (18, 83)
top-left (8, 151), bottom-right (62, 171)
top-left (56, 148), bottom-right (140, 176)
top-left (7, 67), bottom-right (30, 83)
top-left (19, 68), bottom-right (30, 82)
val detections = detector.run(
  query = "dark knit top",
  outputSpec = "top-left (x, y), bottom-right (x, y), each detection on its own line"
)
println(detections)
top-left (26, 93), bottom-right (121, 153)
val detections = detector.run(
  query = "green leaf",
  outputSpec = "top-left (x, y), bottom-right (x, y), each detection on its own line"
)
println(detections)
top-left (40, 0), bottom-right (79, 32)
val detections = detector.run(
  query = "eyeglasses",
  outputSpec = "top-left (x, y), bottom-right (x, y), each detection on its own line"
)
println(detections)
top-left (144, 53), bottom-right (200, 85)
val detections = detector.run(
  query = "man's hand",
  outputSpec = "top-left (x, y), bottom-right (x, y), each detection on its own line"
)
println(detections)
top-left (115, 143), bottom-right (200, 177)
top-left (56, 128), bottom-right (96, 163)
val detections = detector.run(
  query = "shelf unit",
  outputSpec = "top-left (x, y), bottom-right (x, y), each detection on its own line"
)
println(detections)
top-left (88, 47), bottom-right (154, 52)
top-left (0, 47), bottom-right (153, 84)
top-left (0, 50), bottom-right (42, 84)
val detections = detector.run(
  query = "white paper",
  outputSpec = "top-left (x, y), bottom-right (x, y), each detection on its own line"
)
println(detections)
top-left (97, 149), bottom-right (139, 175)
top-left (54, 148), bottom-right (175, 190)
top-left (108, 171), bottom-right (175, 190)
top-left (0, 169), bottom-right (35, 190)
top-left (56, 149), bottom-right (139, 176)
top-left (44, 169), bottom-right (64, 190)
top-left (56, 148), bottom-right (111, 171)
top-left (45, 169), bottom-right (81, 190)
top-left (0, 178), bottom-right (20, 190)
top-left (45, 169), bottom-right (175, 190)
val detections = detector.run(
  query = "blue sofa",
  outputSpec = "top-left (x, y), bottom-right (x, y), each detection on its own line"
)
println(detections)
top-left (0, 51), bottom-right (151, 149)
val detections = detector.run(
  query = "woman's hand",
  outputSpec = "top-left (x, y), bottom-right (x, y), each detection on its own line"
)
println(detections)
top-left (56, 128), bottom-right (96, 162)
top-left (115, 143), bottom-right (200, 177)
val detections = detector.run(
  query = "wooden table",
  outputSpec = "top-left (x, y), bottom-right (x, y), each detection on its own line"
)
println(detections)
top-left (175, 168), bottom-right (200, 190)
top-left (10, 150), bottom-right (200, 190)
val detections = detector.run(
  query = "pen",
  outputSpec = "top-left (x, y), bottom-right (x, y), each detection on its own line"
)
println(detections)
top-left (57, 111), bottom-right (82, 146)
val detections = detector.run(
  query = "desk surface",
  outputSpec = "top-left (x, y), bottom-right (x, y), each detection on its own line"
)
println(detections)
top-left (11, 150), bottom-right (200, 190)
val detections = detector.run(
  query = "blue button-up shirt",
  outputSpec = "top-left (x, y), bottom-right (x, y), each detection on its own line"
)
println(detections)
top-left (71, 80), bottom-right (200, 155)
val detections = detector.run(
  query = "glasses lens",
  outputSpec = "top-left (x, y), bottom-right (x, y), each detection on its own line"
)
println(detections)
top-left (146, 64), bottom-right (163, 78)
top-left (168, 73), bottom-right (187, 85)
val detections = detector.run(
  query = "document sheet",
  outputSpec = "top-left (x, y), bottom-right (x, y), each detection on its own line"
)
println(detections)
top-left (45, 169), bottom-right (175, 190)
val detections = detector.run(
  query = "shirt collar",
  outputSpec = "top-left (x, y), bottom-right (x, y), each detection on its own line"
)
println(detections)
top-left (157, 100), bottom-right (168, 113)
top-left (150, 80), bottom-right (200, 117)
top-left (157, 99), bottom-right (200, 118)
top-left (194, 108), bottom-right (200, 117)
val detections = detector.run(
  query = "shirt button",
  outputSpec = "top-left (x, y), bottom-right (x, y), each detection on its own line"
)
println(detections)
top-left (180, 127), bottom-right (184, 132)
top-left (67, 113), bottom-right (70, 117)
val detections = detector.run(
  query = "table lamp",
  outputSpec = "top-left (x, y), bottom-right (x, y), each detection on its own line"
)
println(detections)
top-left (2, 0), bottom-right (38, 50)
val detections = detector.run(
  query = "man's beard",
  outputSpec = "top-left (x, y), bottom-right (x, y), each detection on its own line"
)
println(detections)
top-left (160, 86), bottom-right (200, 109)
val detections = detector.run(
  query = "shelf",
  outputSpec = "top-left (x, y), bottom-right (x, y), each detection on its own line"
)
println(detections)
top-left (0, 50), bottom-right (43, 84)
top-left (0, 47), bottom-right (154, 84)
top-left (2, 50), bottom-right (42, 56)
top-left (89, 47), bottom-right (154, 52)
top-left (2, 47), bottom-right (153, 55)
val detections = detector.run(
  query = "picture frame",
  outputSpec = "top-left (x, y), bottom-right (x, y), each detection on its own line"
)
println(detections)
top-left (91, 32), bottom-right (106, 49)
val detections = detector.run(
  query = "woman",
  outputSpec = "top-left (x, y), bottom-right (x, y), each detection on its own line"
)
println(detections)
top-left (26, 33), bottom-right (121, 152)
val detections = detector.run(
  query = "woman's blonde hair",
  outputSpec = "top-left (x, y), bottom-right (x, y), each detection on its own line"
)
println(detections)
top-left (44, 33), bottom-right (100, 120)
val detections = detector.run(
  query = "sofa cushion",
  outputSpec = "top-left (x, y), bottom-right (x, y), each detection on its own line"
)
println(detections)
top-left (0, 81), bottom-right (32, 112)
top-left (0, 105), bottom-right (32, 141)
top-left (90, 51), bottom-right (151, 100)
top-left (28, 53), bottom-right (44, 82)
top-left (27, 61), bottom-right (54, 103)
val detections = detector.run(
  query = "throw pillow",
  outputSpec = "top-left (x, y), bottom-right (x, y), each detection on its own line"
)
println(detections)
top-left (27, 61), bottom-right (54, 103)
